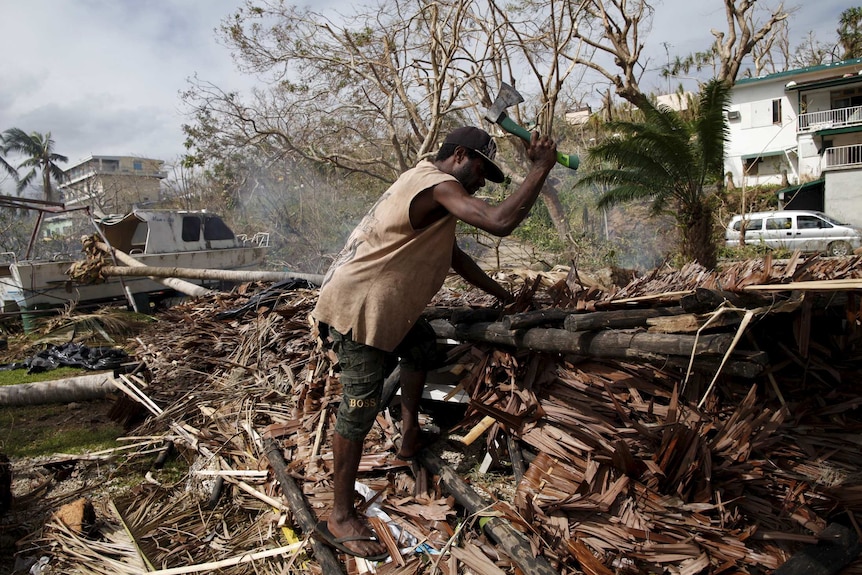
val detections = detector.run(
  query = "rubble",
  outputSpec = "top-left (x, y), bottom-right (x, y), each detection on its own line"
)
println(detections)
top-left (5, 254), bottom-right (862, 574)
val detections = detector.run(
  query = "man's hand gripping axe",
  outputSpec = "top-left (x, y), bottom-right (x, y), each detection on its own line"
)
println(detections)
top-left (485, 82), bottom-right (579, 170)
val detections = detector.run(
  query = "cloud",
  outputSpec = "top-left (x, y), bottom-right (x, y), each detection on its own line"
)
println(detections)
top-left (0, 0), bottom-right (850, 182)
top-left (0, 0), bottom-right (249, 169)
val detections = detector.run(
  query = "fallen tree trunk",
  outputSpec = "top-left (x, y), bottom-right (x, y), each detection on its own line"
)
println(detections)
top-left (0, 373), bottom-right (115, 405)
top-left (102, 265), bottom-right (324, 287)
top-left (680, 288), bottom-right (770, 313)
top-left (563, 307), bottom-right (686, 331)
top-left (94, 242), bottom-right (212, 297)
top-left (503, 309), bottom-right (572, 330)
top-left (264, 438), bottom-right (344, 574)
top-left (431, 320), bottom-right (734, 358)
top-left (418, 449), bottom-right (558, 575)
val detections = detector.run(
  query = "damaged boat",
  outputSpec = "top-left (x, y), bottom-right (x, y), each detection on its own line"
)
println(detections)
top-left (0, 208), bottom-right (268, 316)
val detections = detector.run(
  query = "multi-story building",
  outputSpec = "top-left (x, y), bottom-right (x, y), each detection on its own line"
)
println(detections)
top-left (59, 155), bottom-right (167, 215)
top-left (724, 57), bottom-right (862, 226)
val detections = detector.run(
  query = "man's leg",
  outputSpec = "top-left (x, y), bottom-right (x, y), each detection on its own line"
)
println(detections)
top-left (395, 367), bottom-right (426, 460)
top-left (326, 432), bottom-right (386, 558)
top-left (325, 328), bottom-right (387, 558)
top-left (393, 319), bottom-right (439, 460)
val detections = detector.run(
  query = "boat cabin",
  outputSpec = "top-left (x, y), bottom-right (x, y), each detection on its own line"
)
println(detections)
top-left (99, 211), bottom-right (247, 255)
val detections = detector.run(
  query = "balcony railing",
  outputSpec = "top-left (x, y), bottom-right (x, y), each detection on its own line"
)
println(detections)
top-left (61, 169), bottom-right (168, 187)
top-left (825, 143), bottom-right (862, 168)
top-left (798, 105), bottom-right (862, 133)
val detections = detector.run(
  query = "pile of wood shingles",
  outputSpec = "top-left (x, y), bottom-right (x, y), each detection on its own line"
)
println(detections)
top-left (34, 254), bottom-right (862, 575)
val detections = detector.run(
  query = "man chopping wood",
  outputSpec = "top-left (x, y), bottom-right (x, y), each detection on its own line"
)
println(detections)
top-left (311, 126), bottom-right (556, 561)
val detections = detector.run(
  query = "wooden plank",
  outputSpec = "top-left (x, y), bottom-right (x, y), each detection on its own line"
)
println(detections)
top-left (744, 278), bottom-right (862, 291)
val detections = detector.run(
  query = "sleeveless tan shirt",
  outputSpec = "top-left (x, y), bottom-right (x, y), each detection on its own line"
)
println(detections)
top-left (312, 160), bottom-right (458, 352)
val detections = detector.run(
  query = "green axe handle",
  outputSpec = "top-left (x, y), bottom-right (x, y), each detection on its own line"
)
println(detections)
top-left (498, 115), bottom-right (579, 170)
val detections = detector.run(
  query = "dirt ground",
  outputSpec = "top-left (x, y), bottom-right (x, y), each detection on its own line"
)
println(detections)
top-left (0, 397), bottom-right (124, 574)
top-left (0, 393), bottom-right (506, 574)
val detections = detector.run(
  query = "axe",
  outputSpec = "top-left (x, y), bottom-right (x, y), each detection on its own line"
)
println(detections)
top-left (485, 83), bottom-right (579, 170)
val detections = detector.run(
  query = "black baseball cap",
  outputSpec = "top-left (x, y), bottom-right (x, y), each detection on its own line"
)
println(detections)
top-left (443, 127), bottom-right (505, 183)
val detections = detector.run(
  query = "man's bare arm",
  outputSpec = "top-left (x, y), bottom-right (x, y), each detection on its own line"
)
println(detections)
top-left (450, 244), bottom-right (512, 303)
top-left (434, 132), bottom-right (557, 236)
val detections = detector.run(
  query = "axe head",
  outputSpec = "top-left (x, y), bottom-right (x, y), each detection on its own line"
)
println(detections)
top-left (485, 82), bottom-right (524, 124)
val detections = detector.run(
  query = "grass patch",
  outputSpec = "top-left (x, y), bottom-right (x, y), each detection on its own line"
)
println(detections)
top-left (0, 402), bottom-right (124, 458)
top-left (0, 366), bottom-right (92, 387)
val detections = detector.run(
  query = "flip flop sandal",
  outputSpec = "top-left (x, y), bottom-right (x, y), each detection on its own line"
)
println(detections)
top-left (314, 520), bottom-right (390, 562)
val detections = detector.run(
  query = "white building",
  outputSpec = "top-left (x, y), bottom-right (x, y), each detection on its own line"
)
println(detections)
top-left (59, 155), bottom-right (167, 215)
top-left (725, 57), bottom-right (862, 226)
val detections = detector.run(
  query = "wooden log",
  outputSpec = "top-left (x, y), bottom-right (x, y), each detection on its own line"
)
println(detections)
top-left (680, 287), bottom-right (769, 313)
top-left (646, 312), bottom-right (742, 334)
top-left (102, 265), bottom-right (324, 286)
top-left (522, 328), bottom-right (733, 357)
top-left (507, 434), bottom-right (527, 485)
top-left (450, 307), bottom-right (505, 324)
top-left (503, 309), bottom-right (572, 330)
top-left (95, 242), bottom-right (212, 297)
top-left (0, 373), bottom-right (115, 406)
top-left (457, 322), bottom-right (520, 347)
top-left (663, 354), bottom-right (766, 378)
top-left (263, 438), bottom-right (344, 575)
top-left (418, 449), bottom-right (558, 575)
top-left (432, 320), bottom-right (735, 360)
top-left (564, 307), bottom-right (686, 331)
top-left (772, 522), bottom-right (862, 575)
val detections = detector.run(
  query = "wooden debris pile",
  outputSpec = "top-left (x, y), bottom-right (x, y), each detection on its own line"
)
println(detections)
top-left (19, 254), bottom-right (862, 575)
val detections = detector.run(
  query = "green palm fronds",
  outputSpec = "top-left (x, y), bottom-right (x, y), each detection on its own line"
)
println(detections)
top-left (579, 79), bottom-right (732, 267)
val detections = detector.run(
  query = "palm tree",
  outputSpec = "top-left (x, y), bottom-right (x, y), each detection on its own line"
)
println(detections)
top-left (578, 79), bottom-right (731, 269)
top-left (0, 133), bottom-right (19, 183)
top-left (1, 128), bottom-right (68, 203)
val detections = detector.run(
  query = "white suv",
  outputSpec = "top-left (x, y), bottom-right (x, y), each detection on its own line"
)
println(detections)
top-left (725, 210), bottom-right (862, 256)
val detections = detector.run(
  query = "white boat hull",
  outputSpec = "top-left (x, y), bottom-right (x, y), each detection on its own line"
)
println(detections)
top-left (1, 246), bottom-right (267, 312)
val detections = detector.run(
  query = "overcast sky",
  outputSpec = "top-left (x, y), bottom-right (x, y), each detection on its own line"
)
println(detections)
top-left (0, 0), bottom-right (851, 182)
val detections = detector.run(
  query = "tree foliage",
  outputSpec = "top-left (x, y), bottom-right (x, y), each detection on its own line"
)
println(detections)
top-left (663, 1), bottom-right (788, 85)
top-left (1, 128), bottom-right (68, 203)
top-left (179, 0), bottom-right (789, 271)
top-left (578, 79), bottom-right (731, 268)
top-left (0, 134), bottom-right (19, 182)
top-left (181, 0), bottom-right (606, 254)
top-left (838, 6), bottom-right (862, 59)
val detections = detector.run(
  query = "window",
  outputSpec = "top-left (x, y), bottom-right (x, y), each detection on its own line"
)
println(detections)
top-left (766, 217), bottom-right (791, 230)
top-left (831, 86), bottom-right (862, 109)
top-left (743, 157), bottom-right (760, 175)
top-left (203, 216), bottom-right (235, 241)
top-left (182, 216), bottom-right (202, 242)
top-left (133, 161), bottom-right (143, 171)
top-left (130, 223), bottom-right (148, 246)
top-left (733, 218), bottom-right (762, 232)
top-left (772, 99), bottom-right (782, 125)
top-left (798, 215), bottom-right (831, 229)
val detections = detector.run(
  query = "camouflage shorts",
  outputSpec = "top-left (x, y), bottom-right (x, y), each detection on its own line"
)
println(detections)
top-left (329, 319), bottom-right (440, 441)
